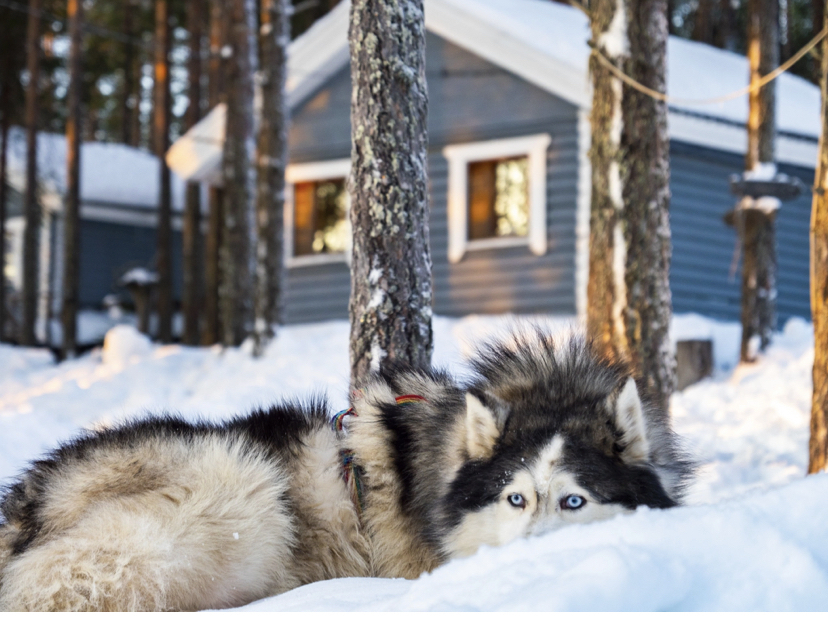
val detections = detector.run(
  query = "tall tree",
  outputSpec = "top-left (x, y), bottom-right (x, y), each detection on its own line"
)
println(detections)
top-left (62, 0), bottom-right (83, 359)
top-left (154, 0), bottom-right (173, 343)
top-left (587, 0), bottom-right (675, 411)
top-left (22, 0), bottom-right (42, 346)
top-left (737, 0), bottom-right (779, 362)
top-left (348, 0), bottom-right (433, 385)
top-left (0, 57), bottom-right (9, 343)
top-left (809, 0), bottom-right (828, 474)
top-left (202, 0), bottom-right (226, 346)
top-left (220, 0), bottom-right (256, 346)
top-left (253, 0), bottom-right (290, 355)
top-left (182, 0), bottom-right (204, 346)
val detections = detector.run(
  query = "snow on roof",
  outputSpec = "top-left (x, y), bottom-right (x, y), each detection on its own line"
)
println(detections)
top-left (169, 0), bottom-right (822, 181)
top-left (5, 127), bottom-right (186, 212)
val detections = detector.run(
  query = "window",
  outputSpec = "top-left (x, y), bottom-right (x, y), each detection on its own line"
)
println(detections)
top-left (285, 159), bottom-right (351, 266)
top-left (443, 134), bottom-right (551, 263)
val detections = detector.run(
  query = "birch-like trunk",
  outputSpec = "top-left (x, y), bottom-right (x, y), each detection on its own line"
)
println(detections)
top-left (22, 0), bottom-right (41, 346)
top-left (220, 0), bottom-right (256, 347)
top-left (348, 0), bottom-right (433, 385)
top-left (738, 0), bottom-right (779, 362)
top-left (154, 0), bottom-right (173, 343)
top-left (182, 0), bottom-right (204, 346)
top-left (253, 0), bottom-right (289, 356)
top-left (62, 0), bottom-right (83, 359)
top-left (588, 0), bottom-right (675, 411)
top-left (809, 2), bottom-right (828, 474)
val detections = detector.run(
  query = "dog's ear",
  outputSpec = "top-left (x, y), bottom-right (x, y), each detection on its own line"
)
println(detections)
top-left (611, 377), bottom-right (650, 463)
top-left (465, 391), bottom-right (508, 460)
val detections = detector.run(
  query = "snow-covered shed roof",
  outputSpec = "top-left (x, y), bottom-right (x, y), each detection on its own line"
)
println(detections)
top-left (5, 127), bottom-right (186, 213)
top-left (168, 0), bottom-right (822, 180)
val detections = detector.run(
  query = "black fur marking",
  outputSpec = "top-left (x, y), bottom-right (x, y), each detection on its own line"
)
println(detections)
top-left (0, 399), bottom-right (331, 558)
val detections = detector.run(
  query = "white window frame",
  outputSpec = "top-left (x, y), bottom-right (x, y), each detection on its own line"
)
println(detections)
top-left (443, 134), bottom-right (551, 264)
top-left (285, 158), bottom-right (351, 268)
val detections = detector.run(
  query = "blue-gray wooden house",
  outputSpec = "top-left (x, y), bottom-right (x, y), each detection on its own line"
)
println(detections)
top-left (169, 0), bottom-right (820, 326)
top-left (3, 127), bottom-right (186, 340)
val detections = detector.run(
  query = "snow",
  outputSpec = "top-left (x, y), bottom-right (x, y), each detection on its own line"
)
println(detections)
top-left (1, 312), bottom-right (826, 610)
top-left (120, 267), bottom-right (160, 286)
top-left (172, 0), bottom-right (822, 183)
top-left (4, 127), bottom-right (186, 211)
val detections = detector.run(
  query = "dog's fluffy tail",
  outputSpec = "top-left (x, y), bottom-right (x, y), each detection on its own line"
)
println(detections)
top-left (0, 523), bottom-right (14, 601)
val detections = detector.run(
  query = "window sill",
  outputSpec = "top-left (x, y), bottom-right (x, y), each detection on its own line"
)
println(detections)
top-left (465, 236), bottom-right (530, 252)
top-left (288, 253), bottom-right (348, 268)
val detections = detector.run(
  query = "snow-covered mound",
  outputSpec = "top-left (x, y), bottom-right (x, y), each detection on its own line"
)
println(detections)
top-left (237, 474), bottom-right (828, 612)
top-left (0, 313), bottom-right (824, 610)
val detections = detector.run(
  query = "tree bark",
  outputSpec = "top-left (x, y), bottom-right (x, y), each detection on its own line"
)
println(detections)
top-left (253, 0), bottom-right (289, 356)
top-left (202, 0), bottom-right (226, 346)
top-left (220, 0), bottom-right (256, 347)
top-left (588, 0), bottom-right (675, 411)
top-left (809, 1), bottom-right (828, 474)
top-left (0, 59), bottom-right (9, 343)
top-left (22, 0), bottom-right (42, 347)
top-left (62, 0), bottom-right (83, 360)
top-left (154, 0), bottom-right (173, 343)
top-left (739, 0), bottom-right (779, 362)
top-left (182, 0), bottom-right (204, 346)
top-left (348, 0), bottom-right (433, 385)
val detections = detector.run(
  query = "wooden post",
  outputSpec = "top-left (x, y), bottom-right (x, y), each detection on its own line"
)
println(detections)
top-left (809, 0), bottom-right (828, 474)
top-left (62, 0), bottom-right (83, 360)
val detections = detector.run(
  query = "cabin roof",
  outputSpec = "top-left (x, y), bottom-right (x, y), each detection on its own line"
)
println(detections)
top-left (168, 0), bottom-right (822, 181)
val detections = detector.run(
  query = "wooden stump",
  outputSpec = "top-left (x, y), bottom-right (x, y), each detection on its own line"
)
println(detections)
top-left (675, 339), bottom-right (713, 390)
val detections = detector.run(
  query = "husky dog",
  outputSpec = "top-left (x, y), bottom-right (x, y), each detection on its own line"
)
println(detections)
top-left (0, 332), bottom-right (692, 611)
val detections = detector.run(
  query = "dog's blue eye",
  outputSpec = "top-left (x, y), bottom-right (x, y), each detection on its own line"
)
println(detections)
top-left (562, 495), bottom-right (585, 510)
top-left (507, 493), bottom-right (526, 508)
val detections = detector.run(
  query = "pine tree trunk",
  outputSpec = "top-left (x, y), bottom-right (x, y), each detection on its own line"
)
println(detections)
top-left (220, 0), bottom-right (256, 347)
top-left (22, 0), bottom-right (41, 346)
top-left (809, 2), bottom-right (828, 474)
top-left (739, 0), bottom-right (779, 362)
top-left (202, 0), bottom-right (226, 346)
top-left (253, 0), bottom-right (289, 356)
top-left (154, 0), bottom-right (173, 343)
top-left (182, 0), bottom-right (204, 346)
top-left (348, 0), bottom-right (433, 385)
top-left (0, 61), bottom-right (9, 343)
top-left (588, 0), bottom-right (675, 411)
top-left (62, 0), bottom-right (83, 360)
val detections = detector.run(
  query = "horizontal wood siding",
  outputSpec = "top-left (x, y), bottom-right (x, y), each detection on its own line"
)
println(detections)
top-left (285, 32), bottom-right (580, 323)
top-left (670, 141), bottom-right (812, 323)
top-left (79, 219), bottom-right (183, 307)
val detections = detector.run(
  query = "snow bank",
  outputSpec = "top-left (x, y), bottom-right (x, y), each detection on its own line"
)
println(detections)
top-left (101, 326), bottom-right (153, 367)
top-left (237, 473), bottom-right (828, 612)
top-left (0, 313), bottom-right (823, 610)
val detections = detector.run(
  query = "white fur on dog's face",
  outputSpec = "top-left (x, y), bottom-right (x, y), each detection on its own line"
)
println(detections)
top-left (444, 435), bottom-right (630, 558)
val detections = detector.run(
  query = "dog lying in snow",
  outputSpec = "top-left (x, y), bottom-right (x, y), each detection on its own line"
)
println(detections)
top-left (0, 332), bottom-right (692, 611)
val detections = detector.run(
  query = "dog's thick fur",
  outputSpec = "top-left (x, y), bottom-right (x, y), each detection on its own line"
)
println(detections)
top-left (0, 332), bottom-right (692, 611)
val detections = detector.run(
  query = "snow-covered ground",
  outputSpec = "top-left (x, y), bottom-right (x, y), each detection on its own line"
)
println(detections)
top-left (1, 313), bottom-right (826, 611)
